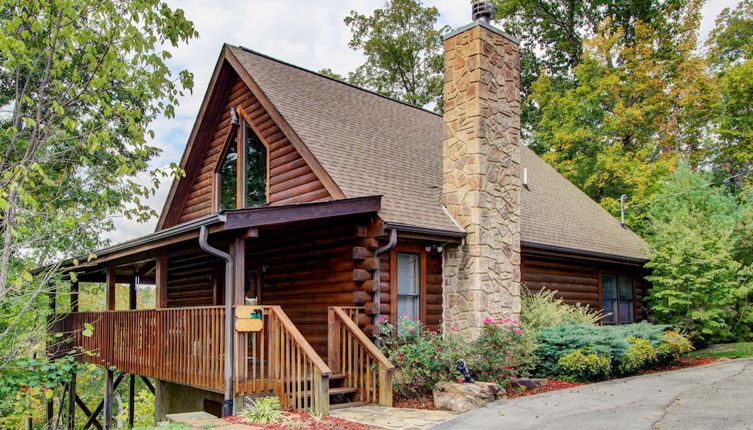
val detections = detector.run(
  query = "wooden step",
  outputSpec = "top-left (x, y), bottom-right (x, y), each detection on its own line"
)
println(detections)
top-left (329, 401), bottom-right (368, 410)
top-left (330, 373), bottom-right (347, 381)
top-left (329, 387), bottom-right (358, 396)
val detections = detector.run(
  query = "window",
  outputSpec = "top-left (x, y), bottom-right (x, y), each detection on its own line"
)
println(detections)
top-left (396, 253), bottom-right (420, 325)
top-left (218, 135), bottom-right (237, 211)
top-left (601, 274), bottom-right (634, 324)
top-left (243, 123), bottom-right (267, 207)
top-left (216, 119), bottom-right (268, 211)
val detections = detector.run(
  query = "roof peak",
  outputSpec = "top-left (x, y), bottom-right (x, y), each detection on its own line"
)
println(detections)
top-left (230, 44), bottom-right (442, 118)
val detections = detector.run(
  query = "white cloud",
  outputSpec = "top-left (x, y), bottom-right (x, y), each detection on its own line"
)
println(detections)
top-left (105, 0), bottom-right (743, 244)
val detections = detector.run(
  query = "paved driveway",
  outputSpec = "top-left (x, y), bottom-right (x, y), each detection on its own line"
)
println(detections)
top-left (434, 358), bottom-right (753, 430)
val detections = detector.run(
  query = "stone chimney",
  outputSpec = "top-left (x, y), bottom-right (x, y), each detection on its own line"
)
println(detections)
top-left (441, 2), bottom-right (522, 339)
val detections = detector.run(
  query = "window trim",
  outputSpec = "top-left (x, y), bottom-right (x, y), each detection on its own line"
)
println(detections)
top-left (389, 244), bottom-right (427, 325)
top-left (599, 272), bottom-right (635, 324)
top-left (213, 107), bottom-right (270, 211)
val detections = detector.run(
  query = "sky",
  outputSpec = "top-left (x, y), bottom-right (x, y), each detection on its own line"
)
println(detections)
top-left (105, 0), bottom-right (743, 244)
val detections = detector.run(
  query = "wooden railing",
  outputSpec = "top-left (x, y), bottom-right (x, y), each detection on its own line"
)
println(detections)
top-left (327, 307), bottom-right (394, 406)
top-left (234, 306), bottom-right (331, 415)
top-left (52, 307), bottom-right (225, 393)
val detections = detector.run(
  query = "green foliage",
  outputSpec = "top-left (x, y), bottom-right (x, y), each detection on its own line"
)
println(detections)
top-left (340, 0), bottom-right (449, 109)
top-left (645, 165), bottom-right (753, 343)
top-left (618, 336), bottom-right (657, 375)
top-left (656, 331), bottom-right (694, 364)
top-left (535, 323), bottom-right (629, 376)
top-left (521, 288), bottom-right (604, 333)
top-left (468, 318), bottom-right (539, 384)
top-left (240, 396), bottom-right (282, 424)
top-left (557, 349), bottom-right (612, 382)
top-left (689, 342), bottom-right (753, 359)
top-left (378, 316), bottom-right (466, 395)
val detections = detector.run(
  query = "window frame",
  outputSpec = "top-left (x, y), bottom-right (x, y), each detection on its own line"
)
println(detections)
top-left (213, 107), bottom-right (270, 211)
top-left (389, 244), bottom-right (427, 325)
top-left (599, 272), bottom-right (635, 324)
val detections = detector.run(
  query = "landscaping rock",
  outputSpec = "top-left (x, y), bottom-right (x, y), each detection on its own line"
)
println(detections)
top-left (433, 381), bottom-right (505, 413)
top-left (509, 377), bottom-right (547, 390)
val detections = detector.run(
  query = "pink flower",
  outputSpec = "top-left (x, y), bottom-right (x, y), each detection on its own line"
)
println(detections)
top-left (414, 316), bottom-right (419, 321)
top-left (450, 327), bottom-right (458, 332)
top-left (436, 347), bottom-right (443, 352)
top-left (458, 377), bottom-right (464, 383)
top-left (430, 331), bottom-right (438, 335)
top-left (402, 313), bottom-right (409, 319)
top-left (482, 371), bottom-right (489, 375)
top-left (512, 320), bottom-right (519, 325)
top-left (513, 328), bottom-right (523, 335)
top-left (398, 356), bottom-right (404, 361)
top-left (483, 317), bottom-right (493, 324)
top-left (409, 329), bottom-right (415, 334)
top-left (503, 318), bottom-right (511, 324)
top-left (378, 317), bottom-right (386, 322)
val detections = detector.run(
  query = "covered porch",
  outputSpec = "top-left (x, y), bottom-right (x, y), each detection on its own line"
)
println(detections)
top-left (49, 197), bottom-right (395, 428)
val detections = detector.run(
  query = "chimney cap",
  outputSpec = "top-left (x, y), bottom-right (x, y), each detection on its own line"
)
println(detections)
top-left (472, 1), bottom-right (495, 23)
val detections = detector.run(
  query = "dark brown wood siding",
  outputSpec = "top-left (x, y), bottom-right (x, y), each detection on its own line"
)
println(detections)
top-left (250, 216), bottom-right (383, 357)
top-left (385, 243), bottom-right (443, 331)
top-left (166, 251), bottom-right (221, 308)
top-left (177, 75), bottom-right (330, 224)
top-left (521, 251), bottom-right (648, 321)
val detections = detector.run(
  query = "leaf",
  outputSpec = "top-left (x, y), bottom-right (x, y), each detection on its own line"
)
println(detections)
top-left (82, 323), bottom-right (94, 337)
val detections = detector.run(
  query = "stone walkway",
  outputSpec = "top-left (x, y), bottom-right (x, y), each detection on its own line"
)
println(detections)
top-left (329, 405), bottom-right (457, 430)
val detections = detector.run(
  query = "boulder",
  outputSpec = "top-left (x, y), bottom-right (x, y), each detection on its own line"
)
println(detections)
top-left (509, 377), bottom-right (546, 390)
top-left (433, 381), bottom-right (505, 413)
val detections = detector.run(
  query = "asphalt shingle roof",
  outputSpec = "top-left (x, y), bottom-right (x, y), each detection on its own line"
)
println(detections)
top-left (229, 46), bottom-right (649, 261)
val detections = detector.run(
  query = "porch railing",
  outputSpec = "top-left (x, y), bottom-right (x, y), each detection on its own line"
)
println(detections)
top-left (52, 307), bottom-right (226, 393)
top-left (235, 306), bottom-right (331, 415)
top-left (327, 306), bottom-right (394, 406)
top-left (53, 305), bottom-right (332, 415)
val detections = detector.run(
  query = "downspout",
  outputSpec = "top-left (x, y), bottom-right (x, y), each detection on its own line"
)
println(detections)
top-left (199, 225), bottom-right (234, 417)
top-left (373, 229), bottom-right (397, 343)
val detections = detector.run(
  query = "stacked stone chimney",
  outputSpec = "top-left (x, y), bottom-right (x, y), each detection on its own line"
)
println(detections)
top-left (441, 8), bottom-right (522, 339)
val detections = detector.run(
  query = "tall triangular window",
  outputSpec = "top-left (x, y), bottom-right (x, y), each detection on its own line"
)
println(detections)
top-left (216, 114), bottom-right (268, 211)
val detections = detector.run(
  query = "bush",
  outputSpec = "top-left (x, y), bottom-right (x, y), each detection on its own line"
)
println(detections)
top-left (618, 336), bottom-right (657, 375)
top-left (521, 288), bottom-right (604, 334)
top-left (557, 349), bottom-right (612, 382)
top-left (378, 316), bottom-right (467, 396)
top-left (655, 331), bottom-right (694, 364)
top-left (240, 396), bottom-right (282, 424)
top-left (469, 318), bottom-right (539, 385)
top-left (535, 323), bottom-right (630, 376)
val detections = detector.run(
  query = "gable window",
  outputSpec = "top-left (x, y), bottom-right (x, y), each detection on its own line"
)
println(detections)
top-left (396, 253), bottom-right (420, 327)
top-left (601, 274), bottom-right (634, 324)
top-left (216, 115), bottom-right (268, 211)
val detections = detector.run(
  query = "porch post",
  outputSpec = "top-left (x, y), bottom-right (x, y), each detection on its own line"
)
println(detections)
top-left (71, 281), bottom-right (79, 313)
top-left (154, 257), bottom-right (168, 422)
top-left (128, 275), bottom-right (137, 427)
top-left (103, 369), bottom-right (114, 429)
top-left (105, 267), bottom-right (116, 311)
top-left (67, 376), bottom-right (76, 430)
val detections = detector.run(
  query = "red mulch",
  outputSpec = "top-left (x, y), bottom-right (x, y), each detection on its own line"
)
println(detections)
top-left (393, 391), bottom-right (439, 410)
top-left (637, 356), bottom-right (719, 375)
top-left (224, 411), bottom-right (374, 429)
top-left (506, 379), bottom-right (585, 398)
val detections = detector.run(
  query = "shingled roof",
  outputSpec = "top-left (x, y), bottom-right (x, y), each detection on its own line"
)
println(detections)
top-left (227, 45), bottom-right (649, 262)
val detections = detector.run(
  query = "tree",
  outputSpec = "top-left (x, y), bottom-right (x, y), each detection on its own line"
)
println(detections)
top-left (644, 165), bottom-right (753, 343)
top-left (527, 1), bottom-right (716, 231)
top-left (0, 0), bottom-right (196, 423)
top-left (340, 0), bottom-right (449, 109)
top-left (707, 0), bottom-right (753, 183)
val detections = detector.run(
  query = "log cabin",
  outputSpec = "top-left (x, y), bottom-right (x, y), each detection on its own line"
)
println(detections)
top-left (49, 3), bottom-right (648, 427)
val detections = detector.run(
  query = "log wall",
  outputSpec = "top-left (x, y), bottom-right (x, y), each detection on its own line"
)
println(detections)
top-left (177, 75), bottom-right (330, 224)
top-left (250, 216), bottom-right (383, 357)
top-left (521, 252), bottom-right (648, 321)
top-left (166, 251), bottom-right (221, 308)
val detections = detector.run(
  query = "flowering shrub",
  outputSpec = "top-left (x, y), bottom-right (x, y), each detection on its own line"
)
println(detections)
top-left (378, 315), bottom-right (467, 396)
top-left (655, 331), bottom-right (694, 364)
top-left (557, 349), bottom-right (612, 382)
top-left (378, 315), bottom-right (538, 395)
top-left (468, 318), bottom-right (539, 385)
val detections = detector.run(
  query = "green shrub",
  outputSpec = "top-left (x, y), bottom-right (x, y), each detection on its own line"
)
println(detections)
top-left (535, 323), bottom-right (630, 376)
top-left (610, 321), bottom-right (669, 348)
top-left (521, 288), bottom-right (604, 334)
top-left (655, 331), bottom-right (694, 364)
top-left (378, 316), bottom-right (467, 396)
top-left (618, 336), bottom-right (658, 375)
top-left (468, 318), bottom-right (539, 385)
top-left (557, 349), bottom-right (612, 382)
top-left (240, 396), bottom-right (282, 424)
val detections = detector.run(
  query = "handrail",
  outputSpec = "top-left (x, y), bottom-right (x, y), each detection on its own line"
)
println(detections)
top-left (328, 306), bottom-right (394, 406)
top-left (268, 306), bottom-right (331, 376)
top-left (332, 308), bottom-right (394, 371)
